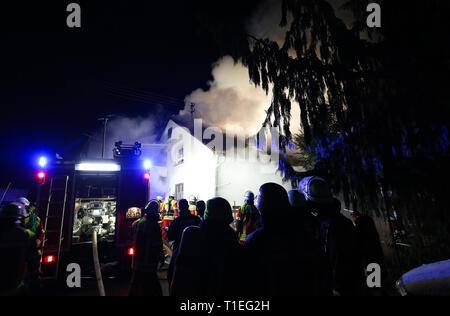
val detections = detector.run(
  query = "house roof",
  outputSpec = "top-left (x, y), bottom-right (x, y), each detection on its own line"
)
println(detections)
top-left (160, 118), bottom-right (272, 152)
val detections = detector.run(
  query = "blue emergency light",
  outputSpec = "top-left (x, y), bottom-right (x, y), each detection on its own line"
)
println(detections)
top-left (143, 159), bottom-right (152, 170)
top-left (38, 156), bottom-right (48, 168)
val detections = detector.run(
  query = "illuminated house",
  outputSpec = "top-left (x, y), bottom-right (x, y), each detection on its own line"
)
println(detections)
top-left (156, 119), bottom-right (294, 207)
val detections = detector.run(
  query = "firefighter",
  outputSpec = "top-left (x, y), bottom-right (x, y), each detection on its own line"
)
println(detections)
top-left (170, 195), bottom-right (179, 218)
top-left (161, 194), bottom-right (178, 242)
top-left (17, 197), bottom-right (44, 292)
top-left (129, 201), bottom-right (164, 296)
top-left (156, 196), bottom-right (163, 217)
top-left (235, 191), bottom-right (261, 245)
top-left (18, 198), bottom-right (44, 250)
top-left (188, 196), bottom-right (197, 216)
top-left (0, 203), bottom-right (37, 295)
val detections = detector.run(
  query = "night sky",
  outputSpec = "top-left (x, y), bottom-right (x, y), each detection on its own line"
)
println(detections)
top-left (0, 1), bottom-right (259, 189)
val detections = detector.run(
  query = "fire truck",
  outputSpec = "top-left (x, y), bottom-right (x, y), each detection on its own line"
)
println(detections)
top-left (35, 142), bottom-right (152, 281)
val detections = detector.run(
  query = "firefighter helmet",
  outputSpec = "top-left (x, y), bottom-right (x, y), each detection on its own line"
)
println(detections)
top-left (17, 197), bottom-right (30, 208)
top-left (244, 191), bottom-right (254, 203)
top-left (0, 203), bottom-right (26, 221)
top-left (189, 195), bottom-right (197, 205)
top-left (156, 196), bottom-right (163, 202)
top-left (298, 176), bottom-right (333, 204)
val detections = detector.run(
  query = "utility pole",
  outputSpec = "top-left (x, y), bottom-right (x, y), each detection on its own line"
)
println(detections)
top-left (190, 103), bottom-right (195, 122)
top-left (98, 115), bottom-right (113, 159)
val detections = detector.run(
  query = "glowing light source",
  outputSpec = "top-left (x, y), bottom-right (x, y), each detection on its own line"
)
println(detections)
top-left (75, 162), bottom-right (121, 172)
top-left (44, 255), bottom-right (55, 263)
top-left (38, 156), bottom-right (48, 168)
top-left (36, 171), bottom-right (46, 184)
top-left (127, 248), bottom-right (135, 256)
top-left (143, 159), bottom-right (152, 170)
top-left (144, 172), bottom-right (150, 180)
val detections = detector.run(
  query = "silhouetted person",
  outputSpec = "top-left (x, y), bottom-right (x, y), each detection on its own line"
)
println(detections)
top-left (196, 200), bottom-right (206, 219)
top-left (129, 201), bottom-right (164, 296)
top-left (299, 176), bottom-right (365, 296)
top-left (243, 183), bottom-right (331, 296)
top-left (352, 210), bottom-right (385, 295)
top-left (170, 197), bottom-right (241, 296)
top-left (319, 198), bottom-right (365, 296)
top-left (167, 199), bottom-right (201, 286)
top-left (288, 190), bottom-right (321, 244)
top-left (0, 203), bottom-right (36, 296)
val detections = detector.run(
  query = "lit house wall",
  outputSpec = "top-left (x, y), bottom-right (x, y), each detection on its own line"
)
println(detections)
top-left (161, 120), bottom-right (216, 201)
top-left (160, 120), bottom-right (293, 205)
top-left (215, 148), bottom-right (293, 207)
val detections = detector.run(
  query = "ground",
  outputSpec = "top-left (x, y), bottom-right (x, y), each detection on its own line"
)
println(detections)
top-left (39, 269), bottom-right (169, 296)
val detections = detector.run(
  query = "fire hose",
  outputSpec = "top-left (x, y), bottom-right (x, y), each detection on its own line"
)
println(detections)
top-left (163, 243), bottom-right (173, 258)
top-left (92, 230), bottom-right (106, 296)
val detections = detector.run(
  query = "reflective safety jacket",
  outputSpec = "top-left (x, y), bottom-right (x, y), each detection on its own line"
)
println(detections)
top-left (158, 201), bottom-right (164, 219)
top-left (235, 204), bottom-right (261, 244)
top-left (24, 213), bottom-right (44, 250)
top-left (188, 204), bottom-right (197, 217)
top-left (162, 199), bottom-right (178, 221)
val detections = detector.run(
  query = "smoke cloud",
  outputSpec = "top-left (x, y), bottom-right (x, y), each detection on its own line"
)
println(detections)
top-left (86, 114), bottom-right (168, 199)
top-left (87, 115), bottom-right (159, 160)
top-left (178, 56), bottom-right (301, 136)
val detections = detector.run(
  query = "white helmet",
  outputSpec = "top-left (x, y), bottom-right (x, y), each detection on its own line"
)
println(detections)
top-left (189, 195), bottom-right (197, 204)
top-left (298, 176), bottom-right (333, 204)
top-left (244, 191), bottom-right (255, 203)
top-left (17, 197), bottom-right (30, 208)
top-left (10, 202), bottom-right (28, 219)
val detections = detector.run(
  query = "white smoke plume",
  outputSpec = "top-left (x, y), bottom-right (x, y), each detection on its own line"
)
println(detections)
top-left (178, 56), bottom-right (301, 136)
top-left (87, 115), bottom-right (159, 160)
top-left (86, 114), bottom-right (167, 199)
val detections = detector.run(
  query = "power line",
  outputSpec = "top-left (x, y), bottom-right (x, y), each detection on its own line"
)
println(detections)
top-left (105, 86), bottom-right (182, 105)
top-left (101, 82), bottom-right (185, 107)
top-left (104, 90), bottom-right (182, 108)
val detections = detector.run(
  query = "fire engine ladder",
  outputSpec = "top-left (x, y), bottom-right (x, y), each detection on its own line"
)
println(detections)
top-left (42, 175), bottom-right (69, 279)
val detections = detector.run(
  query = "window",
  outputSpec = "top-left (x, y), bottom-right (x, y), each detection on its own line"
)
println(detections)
top-left (175, 146), bottom-right (184, 165)
top-left (167, 127), bottom-right (172, 139)
top-left (175, 183), bottom-right (184, 201)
